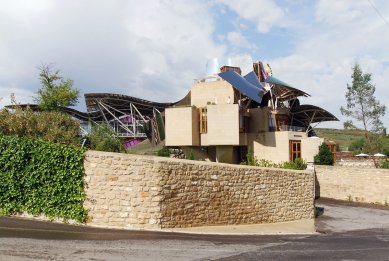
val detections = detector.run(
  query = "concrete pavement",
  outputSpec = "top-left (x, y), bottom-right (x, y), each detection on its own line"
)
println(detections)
top-left (165, 218), bottom-right (315, 235)
top-left (1, 199), bottom-right (389, 260)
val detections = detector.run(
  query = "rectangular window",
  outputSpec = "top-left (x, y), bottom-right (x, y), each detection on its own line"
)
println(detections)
top-left (199, 107), bottom-right (207, 133)
top-left (268, 113), bottom-right (276, 132)
top-left (276, 114), bottom-right (289, 131)
top-left (289, 140), bottom-right (301, 161)
top-left (239, 114), bottom-right (249, 133)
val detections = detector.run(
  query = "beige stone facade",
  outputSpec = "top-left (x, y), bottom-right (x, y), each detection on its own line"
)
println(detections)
top-left (165, 78), bottom-right (324, 164)
top-left (190, 80), bottom-right (235, 107)
top-left (84, 150), bottom-right (315, 229)
top-left (165, 106), bottom-right (200, 146)
top-left (316, 165), bottom-right (389, 205)
top-left (204, 104), bottom-right (239, 146)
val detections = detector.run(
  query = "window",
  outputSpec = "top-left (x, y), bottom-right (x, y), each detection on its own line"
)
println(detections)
top-left (268, 113), bottom-right (276, 132)
top-left (239, 114), bottom-right (249, 133)
top-left (199, 107), bottom-right (207, 133)
top-left (276, 114), bottom-right (289, 131)
top-left (289, 140), bottom-right (301, 161)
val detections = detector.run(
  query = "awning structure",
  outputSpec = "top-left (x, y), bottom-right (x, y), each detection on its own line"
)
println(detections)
top-left (85, 93), bottom-right (174, 121)
top-left (218, 71), bottom-right (265, 104)
top-left (290, 104), bottom-right (339, 127)
top-left (84, 93), bottom-right (175, 142)
top-left (264, 75), bottom-right (310, 102)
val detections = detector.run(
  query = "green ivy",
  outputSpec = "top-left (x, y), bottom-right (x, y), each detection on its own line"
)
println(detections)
top-left (0, 134), bottom-right (87, 222)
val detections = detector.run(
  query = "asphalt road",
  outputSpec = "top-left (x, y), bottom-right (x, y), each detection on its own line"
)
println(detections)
top-left (1, 198), bottom-right (389, 261)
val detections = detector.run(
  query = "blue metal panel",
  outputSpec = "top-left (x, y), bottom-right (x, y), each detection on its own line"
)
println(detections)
top-left (265, 75), bottom-right (294, 88)
top-left (243, 71), bottom-right (263, 88)
top-left (219, 71), bottom-right (263, 104)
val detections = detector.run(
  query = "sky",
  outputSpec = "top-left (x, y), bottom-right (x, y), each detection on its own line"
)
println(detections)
top-left (0, 0), bottom-right (388, 129)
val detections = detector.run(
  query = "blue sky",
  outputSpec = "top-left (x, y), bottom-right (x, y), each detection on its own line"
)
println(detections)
top-left (1, 0), bottom-right (389, 129)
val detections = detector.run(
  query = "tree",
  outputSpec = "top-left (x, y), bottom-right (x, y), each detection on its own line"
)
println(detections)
top-left (314, 143), bottom-right (334, 165)
top-left (34, 65), bottom-right (80, 111)
top-left (340, 63), bottom-right (386, 167)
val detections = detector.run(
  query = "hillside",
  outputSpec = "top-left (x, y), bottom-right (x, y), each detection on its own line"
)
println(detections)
top-left (314, 128), bottom-right (365, 149)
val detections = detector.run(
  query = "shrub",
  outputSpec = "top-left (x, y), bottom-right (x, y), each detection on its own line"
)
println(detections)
top-left (314, 143), bottom-right (334, 165)
top-left (241, 149), bottom-right (306, 170)
top-left (188, 150), bottom-right (195, 160)
top-left (257, 159), bottom-right (277, 168)
top-left (382, 159), bottom-right (389, 169)
top-left (157, 147), bottom-right (171, 157)
top-left (0, 134), bottom-right (87, 222)
top-left (246, 146), bottom-right (256, 166)
top-left (0, 105), bottom-right (80, 145)
top-left (279, 158), bottom-right (307, 170)
top-left (88, 123), bottom-right (124, 153)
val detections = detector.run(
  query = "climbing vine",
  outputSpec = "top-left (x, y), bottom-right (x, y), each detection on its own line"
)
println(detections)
top-left (0, 134), bottom-right (87, 222)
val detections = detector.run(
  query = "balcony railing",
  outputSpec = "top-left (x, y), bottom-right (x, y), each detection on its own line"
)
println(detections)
top-left (269, 125), bottom-right (305, 132)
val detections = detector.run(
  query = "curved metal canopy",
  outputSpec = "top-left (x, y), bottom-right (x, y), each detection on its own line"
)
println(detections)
top-left (85, 93), bottom-right (174, 120)
top-left (290, 104), bottom-right (339, 127)
top-left (264, 75), bottom-right (310, 102)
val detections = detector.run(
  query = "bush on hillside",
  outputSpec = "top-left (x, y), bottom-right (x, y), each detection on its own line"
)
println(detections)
top-left (348, 138), bottom-right (366, 154)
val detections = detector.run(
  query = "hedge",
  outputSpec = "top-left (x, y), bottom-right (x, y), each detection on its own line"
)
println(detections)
top-left (0, 134), bottom-right (87, 222)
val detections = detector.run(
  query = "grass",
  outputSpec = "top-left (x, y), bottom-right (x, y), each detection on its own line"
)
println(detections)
top-left (315, 128), bottom-right (365, 148)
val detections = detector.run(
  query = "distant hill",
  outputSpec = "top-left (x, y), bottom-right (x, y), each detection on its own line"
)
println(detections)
top-left (314, 128), bottom-right (365, 149)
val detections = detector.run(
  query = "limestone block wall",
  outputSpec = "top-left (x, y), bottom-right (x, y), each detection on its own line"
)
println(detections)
top-left (84, 151), bottom-right (163, 229)
top-left (84, 150), bottom-right (315, 229)
top-left (316, 165), bottom-right (389, 204)
top-left (159, 161), bottom-right (315, 228)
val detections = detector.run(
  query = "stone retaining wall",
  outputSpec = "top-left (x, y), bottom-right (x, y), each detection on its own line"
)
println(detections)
top-left (84, 150), bottom-right (315, 229)
top-left (316, 165), bottom-right (389, 205)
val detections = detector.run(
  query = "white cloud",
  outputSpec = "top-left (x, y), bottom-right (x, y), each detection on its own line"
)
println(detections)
top-left (226, 31), bottom-right (254, 49)
top-left (0, 85), bottom-right (35, 109)
top-left (0, 0), bottom-right (52, 22)
top-left (268, 0), bottom-right (389, 128)
top-left (315, 1), bottom-right (365, 26)
top-left (217, 0), bottom-right (285, 33)
top-left (0, 0), bottom-right (225, 110)
top-left (1, 0), bottom-right (388, 130)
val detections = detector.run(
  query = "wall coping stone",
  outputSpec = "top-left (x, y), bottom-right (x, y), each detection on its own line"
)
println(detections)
top-left (85, 150), bottom-right (312, 175)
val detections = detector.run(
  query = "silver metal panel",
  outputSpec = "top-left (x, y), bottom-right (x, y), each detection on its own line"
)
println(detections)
top-left (219, 71), bottom-right (263, 104)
